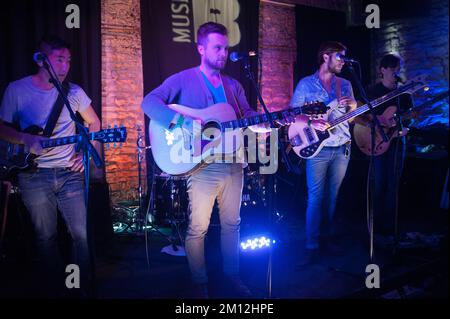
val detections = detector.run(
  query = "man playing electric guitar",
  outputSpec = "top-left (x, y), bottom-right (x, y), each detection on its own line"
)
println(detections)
top-left (289, 41), bottom-right (357, 266)
top-left (354, 54), bottom-right (413, 238)
top-left (0, 35), bottom-right (101, 297)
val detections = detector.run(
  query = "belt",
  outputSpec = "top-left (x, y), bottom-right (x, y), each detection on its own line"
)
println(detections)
top-left (22, 167), bottom-right (72, 173)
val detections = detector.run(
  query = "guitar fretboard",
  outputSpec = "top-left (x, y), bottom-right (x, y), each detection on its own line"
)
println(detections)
top-left (329, 81), bottom-right (420, 129)
top-left (39, 128), bottom-right (126, 148)
top-left (220, 105), bottom-right (315, 131)
top-left (41, 135), bottom-right (83, 148)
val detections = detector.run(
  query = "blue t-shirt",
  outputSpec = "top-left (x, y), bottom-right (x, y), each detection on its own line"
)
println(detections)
top-left (200, 72), bottom-right (227, 104)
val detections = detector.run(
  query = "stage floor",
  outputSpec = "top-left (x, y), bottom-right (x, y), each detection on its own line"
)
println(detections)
top-left (1, 207), bottom-right (447, 299)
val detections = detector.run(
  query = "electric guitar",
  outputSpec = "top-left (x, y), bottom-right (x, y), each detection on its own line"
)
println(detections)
top-left (353, 90), bottom-right (448, 156)
top-left (0, 126), bottom-right (127, 177)
top-left (149, 101), bottom-right (327, 176)
top-left (288, 75), bottom-right (428, 159)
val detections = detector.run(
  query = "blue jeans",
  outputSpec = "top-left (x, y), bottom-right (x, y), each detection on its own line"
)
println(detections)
top-left (185, 163), bottom-right (243, 284)
top-left (18, 168), bottom-right (90, 296)
top-left (305, 145), bottom-right (350, 249)
top-left (373, 137), bottom-right (405, 235)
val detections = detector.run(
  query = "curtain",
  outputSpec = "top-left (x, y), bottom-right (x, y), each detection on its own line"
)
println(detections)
top-left (0, 0), bottom-right (101, 117)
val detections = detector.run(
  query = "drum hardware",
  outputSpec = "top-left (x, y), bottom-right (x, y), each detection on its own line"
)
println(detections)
top-left (138, 126), bottom-right (187, 254)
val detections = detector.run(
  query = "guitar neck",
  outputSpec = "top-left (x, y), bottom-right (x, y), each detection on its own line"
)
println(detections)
top-left (329, 81), bottom-right (419, 129)
top-left (220, 105), bottom-right (310, 130)
top-left (399, 90), bottom-right (449, 122)
top-left (38, 128), bottom-right (126, 149)
top-left (40, 133), bottom-right (90, 149)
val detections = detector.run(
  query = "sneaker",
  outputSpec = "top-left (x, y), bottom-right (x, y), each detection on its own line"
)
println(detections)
top-left (191, 283), bottom-right (209, 299)
top-left (296, 248), bottom-right (319, 268)
top-left (228, 277), bottom-right (253, 298)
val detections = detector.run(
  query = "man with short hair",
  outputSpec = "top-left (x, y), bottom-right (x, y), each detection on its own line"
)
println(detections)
top-left (142, 22), bottom-right (285, 298)
top-left (355, 53), bottom-right (413, 237)
top-left (290, 41), bottom-right (357, 266)
top-left (0, 35), bottom-right (100, 297)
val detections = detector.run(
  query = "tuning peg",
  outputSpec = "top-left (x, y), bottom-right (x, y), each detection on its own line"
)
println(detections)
top-left (114, 142), bottom-right (117, 148)
top-left (106, 143), bottom-right (110, 150)
top-left (114, 124), bottom-right (118, 129)
top-left (119, 143), bottom-right (123, 148)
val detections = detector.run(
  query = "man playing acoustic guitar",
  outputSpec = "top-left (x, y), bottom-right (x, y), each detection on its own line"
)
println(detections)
top-left (142, 22), bottom-right (295, 298)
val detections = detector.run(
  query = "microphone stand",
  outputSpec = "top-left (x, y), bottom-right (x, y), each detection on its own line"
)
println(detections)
top-left (241, 57), bottom-right (290, 298)
top-left (346, 62), bottom-right (388, 263)
top-left (42, 59), bottom-right (103, 211)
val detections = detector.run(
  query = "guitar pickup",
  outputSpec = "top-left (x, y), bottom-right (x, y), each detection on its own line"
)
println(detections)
top-left (303, 127), bottom-right (316, 144)
top-left (290, 135), bottom-right (303, 147)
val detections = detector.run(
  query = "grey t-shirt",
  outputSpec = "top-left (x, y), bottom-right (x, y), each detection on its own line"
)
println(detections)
top-left (0, 76), bottom-right (91, 168)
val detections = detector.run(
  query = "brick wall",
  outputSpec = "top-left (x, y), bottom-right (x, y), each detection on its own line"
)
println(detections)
top-left (258, 1), bottom-right (297, 112)
top-left (371, 0), bottom-right (448, 84)
top-left (370, 0), bottom-right (449, 127)
top-left (101, 0), bottom-right (146, 203)
top-left (280, 0), bottom-right (346, 12)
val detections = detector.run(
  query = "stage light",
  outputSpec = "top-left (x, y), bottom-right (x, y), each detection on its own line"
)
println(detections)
top-left (240, 235), bottom-right (276, 251)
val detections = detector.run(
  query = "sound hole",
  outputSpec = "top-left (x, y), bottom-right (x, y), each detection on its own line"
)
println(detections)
top-left (202, 121), bottom-right (221, 141)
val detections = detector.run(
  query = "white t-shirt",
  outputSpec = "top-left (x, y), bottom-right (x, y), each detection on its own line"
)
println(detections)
top-left (0, 76), bottom-right (91, 168)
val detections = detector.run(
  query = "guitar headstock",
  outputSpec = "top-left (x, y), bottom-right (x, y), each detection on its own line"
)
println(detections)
top-left (96, 125), bottom-right (127, 149)
top-left (302, 101), bottom-right (328, 115)
top-left (402, 75), bottom-right (429, 95)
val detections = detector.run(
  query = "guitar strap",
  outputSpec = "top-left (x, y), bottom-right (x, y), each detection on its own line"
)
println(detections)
top-left (335, 76), bottom-right (351, 152)
top-left (335, 76), bottom-right (342, 101)
top-left (42, 83), bottom-right (69, 137)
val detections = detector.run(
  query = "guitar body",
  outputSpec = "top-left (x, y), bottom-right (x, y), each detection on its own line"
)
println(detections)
top-left (287, 100), bottom-right (338, 159)
top-left (0, 125), bottom-right (42, 178)
top-left (288, 119), bottom-right (331, 159)
top-left (149, 103), bottom-right (243, 176)
top-left (353, 106), bottom-right (407, 156)
top-left (0, 144), bottom-right (35, 178)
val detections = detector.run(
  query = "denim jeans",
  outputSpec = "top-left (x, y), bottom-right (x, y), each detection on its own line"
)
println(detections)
top-left (373, 137), bottom-right (405, 235)
top-left (18, 168), bottom-right (90, 296)
top-left (305, 144), bottom-right (350, 249)
top-left (185, 163), bottom-right (243, 284)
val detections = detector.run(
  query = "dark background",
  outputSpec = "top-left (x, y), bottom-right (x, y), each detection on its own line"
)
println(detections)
top-left (295, 5), bottom-right (372, 89)
top-left (0, 0), bottom-right (102, 117)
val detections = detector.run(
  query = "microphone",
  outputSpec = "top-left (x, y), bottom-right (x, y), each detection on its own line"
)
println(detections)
top-left (394, 74), bottom-right (405, 84)
top-left (229, 50), bottom-right (257, 62)
top-left (335, 53), bottom-right (358, 63)
top-left (33, 52), bottom-right (47, 63)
